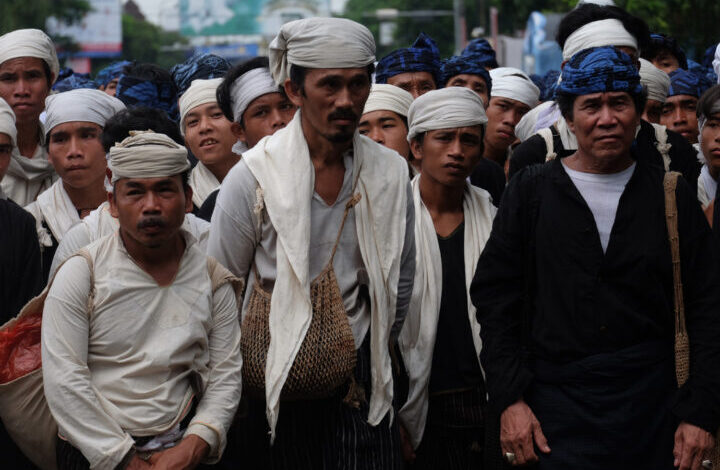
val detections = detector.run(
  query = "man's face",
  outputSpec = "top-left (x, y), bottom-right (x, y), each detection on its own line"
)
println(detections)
top-left (48, 122), bottom-right (107, 190)
top-left (652, 50), bottom-right (680, 75)
top-left (0, 133), bottom-right (12, 182)
top-left (109, 175), bottom-right (192, 249)
top-left (485, 97), bottom-right (531, 150)
top-left (184, 102), bottom-right (237, 166)
top-left (358, 110), bottom-right (410, 160)
top-left (234, 92), bottom-right (296, 148)
top-left (700, 113), bottom-right (720, 179)
top-left (102, 78), bottom-right (119, 97)
top-left (411, 125), bottom-right (484, 187)
top-left (0, 57), bottom-right (51, 125)
top-left (660, 94), bottom-right (699, 143)
top-left (643, 99), bottom-right (663, 124)
top-left (285, 67), bottom-right (370, 145)
top-left (387, 71), bottom-right (435, 99)
top-left (567, 91), bottom-right (639, 161)
top-left (446, 74), bottom-right (490, 108)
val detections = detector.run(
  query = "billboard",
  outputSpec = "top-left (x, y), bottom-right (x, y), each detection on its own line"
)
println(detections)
top-left (47, 0), bottom-right (122, 58)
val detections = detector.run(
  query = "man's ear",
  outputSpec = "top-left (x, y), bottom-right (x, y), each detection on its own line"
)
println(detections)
top-left (108, 189), bottom-right (119, 218)
top-left (184, 185), bottom-right (194, 213)
top-left (410, 138), bottom-right (423, 163)
top-left (231, 121), bottom-right (245, 143)
top-left (284, 78), bottom-right (303, 108)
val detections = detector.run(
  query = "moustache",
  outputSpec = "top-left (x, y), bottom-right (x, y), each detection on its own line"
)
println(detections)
top-left (328, 109), bottom-right (358, 122)
top-left (137, 217), bottom-right (167, 230)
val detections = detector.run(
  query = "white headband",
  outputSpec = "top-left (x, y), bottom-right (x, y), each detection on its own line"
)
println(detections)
top-left (698, 102), bottom-right (720, 147)
top-left (407, 87), bottom-right (487, 142)
top-left (489, 67), bottom-right (540, 108)
top-left (562, 19), bottom-right (638, 61)
top-left (714, 44), bottom-right (720, 85)
top-left (362, 84), bottom-right (414, 118)
top-left (230, 67), bottom-right (279, 123)
top-left (0, 98), bottom-right (17, 148)
top-left (269, 17), bottom-right (375, 86)
top-left (109, 131), bottom-right (190, 183)
top-left (639, 58), bottom-right (670, 103)
top-left (0, 29), bottom-right (60, 84)
top-left (179, 78), bottom-right (223, 134)
top-left (44, 89), bottom-right (125, 134)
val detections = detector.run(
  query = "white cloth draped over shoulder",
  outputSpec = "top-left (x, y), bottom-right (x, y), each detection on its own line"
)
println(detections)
top-left (189, 161), bottom-right (220, 207)
top-left (25, 179), bottom-right (80, 247)
top-left (1, 130), bottom-right (57, 206)
top-left (0, 97), bottom-right (17, 146)
top-left (242, 110), bottom-right (408, 440)
top-left (398, 177), bottom-right (496, 449)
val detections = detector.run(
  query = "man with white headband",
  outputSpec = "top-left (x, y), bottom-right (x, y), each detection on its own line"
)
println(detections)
top-left (473, 46), bottom-right (720, 470)
top-left (209, 17), bottom-right (414, 468)
top-left (359, 83), bottom-right (415, 175)
top-left (509, 4), bottom-right (700, 192)
top-left (42, 131), bottom-right (243, 470)
top-left (25, 88), bottom-right (125, 283)
top-left (179, 78), bottom-right (239, 208)
top-left (0, 28), bottom-right (60, 206)
top-left (694, 85), bottom-right (720, 221)
top-left (640, 58), bottom-right (671, 123)
top-left (398, 86), bottom-right (495, 469)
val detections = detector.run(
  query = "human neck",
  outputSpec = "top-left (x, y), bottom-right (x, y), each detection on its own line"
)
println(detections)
top-left (62, 178), bottom-right (108, 217)
top-left (119, 229), bottom-right (186, 286)
top-left (16, 120), bottom-right (40, 158)
top-left (419, 173), bottom-right (465, 236)
top-left (302, 120), bottom-right (351, 168)
top-left (205, 154), bottom-right (240, 183)
top-left (483, 138), bottom-right (508, 166)
top-left (566, 148), bottom-right (634, 174)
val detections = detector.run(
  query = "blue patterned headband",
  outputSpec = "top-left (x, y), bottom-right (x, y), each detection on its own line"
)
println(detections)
top-left (668, 68), bottom-right (712, 99)
top-left (375, 32), bottom-right (441, 85)
top-left (440, 55), bottom-right (492, 92)
top-left (556, 46), bottom-right (642, 98)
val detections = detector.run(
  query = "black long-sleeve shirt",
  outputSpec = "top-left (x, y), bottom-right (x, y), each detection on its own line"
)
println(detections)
top-left (471, 158), bottom-right (720, 433)
top-left (509, 120), bottom-right (701, 192)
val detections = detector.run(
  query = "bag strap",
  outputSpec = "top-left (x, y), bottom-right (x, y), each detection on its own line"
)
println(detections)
top-left (207, 256), bottom-right (245, 301)
top-left (537, 127), bottom-right (557, 162)
top-left (653, 123), bottom-right (672, 172)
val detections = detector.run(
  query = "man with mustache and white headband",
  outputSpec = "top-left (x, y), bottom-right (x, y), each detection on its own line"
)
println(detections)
top-left (179, 78), bottom-right (239, 209)
top-left (0, 28), bottom-right (60, 206)
top-left (197, 56), bottom-right (297, 221)
top-left (208, 17), bottom-right (415, 469)
top-left (398, 86), bottom-right (496, 469)
top-left (42, 131), bottom-right (243, 470)
top-left (509, 4), bottom-right (700, 191)
top-left (25, 88), bottom-right (125, 283)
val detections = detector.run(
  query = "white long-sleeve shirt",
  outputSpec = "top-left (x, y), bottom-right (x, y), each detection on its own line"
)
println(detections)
top-left (42, 230), bottom-right (242, 469)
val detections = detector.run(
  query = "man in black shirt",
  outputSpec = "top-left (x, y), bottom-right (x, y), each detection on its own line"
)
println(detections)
top-left (472, 47), bottom-right (720, 470)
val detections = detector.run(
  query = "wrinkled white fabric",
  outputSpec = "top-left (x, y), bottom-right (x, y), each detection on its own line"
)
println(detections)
top-left (514, 101), bottom-right (555, 142)
top-left (407, 87), bottom-right (488, 142)
top-left (25, 179), bottom-right (79, 248)
top-left (562, 19), bottom-right (638, 61)
top-left (241, 111), bottom-right (408, 440)
top-left (398, 177), bottom-right (495, 449)
top-left (189, 161), bottom-right (220, 208)
top-left (714, 44), bottom-right (720, 84)
top-left (231, 140), bottom-right (248, 156)
top-left (108, 131), bottom-right (190, 183)
top-left (639, 59), bottom-right (670, 103)
top-left (179, 78), bottom-right (223, 133)
top-left (1, 128), bottom-right (57, 206)
top-left (230, 68), bottom-right (279, 123)
top-left (44, 89), bottom-right (126, 134)
top-left (489, 67), bottom-right (540, 108)
top-left (0, 97), bottom-right (17, 147)
top-left (363, 84), bottom-right (414, 118)
top-left (0, 28), bottom-right (60, 83)
top-left (269, 17), bottom-right (375, 85)
top-left (698, 164), bottom-right (716, 209)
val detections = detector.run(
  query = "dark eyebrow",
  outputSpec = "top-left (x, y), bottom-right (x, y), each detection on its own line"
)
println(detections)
top-left (378, 116), bottom-right (399, 124)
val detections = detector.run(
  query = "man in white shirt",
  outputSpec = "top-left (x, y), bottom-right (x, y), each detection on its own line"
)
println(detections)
top-left (42, 131), bottom-right (242, 470)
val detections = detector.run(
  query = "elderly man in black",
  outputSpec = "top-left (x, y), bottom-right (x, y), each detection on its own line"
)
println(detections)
top-left (472, 46), bottom-right (720, 470)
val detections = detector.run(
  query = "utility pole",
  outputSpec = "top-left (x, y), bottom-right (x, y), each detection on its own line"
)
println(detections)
top-left (453, 0), bottom-right (467, 54)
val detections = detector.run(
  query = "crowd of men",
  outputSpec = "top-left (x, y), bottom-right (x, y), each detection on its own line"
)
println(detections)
top-left (1, 2), bottom-right (720, 469)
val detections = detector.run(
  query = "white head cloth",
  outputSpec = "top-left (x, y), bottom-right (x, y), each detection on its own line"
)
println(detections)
top-left (108, 131), bottom-right (190, 183)
top-left (0, 98), bottom-right (17, 148)
top-left (714, 44), bottom-right (720, 85)
top-left (179, 78), bottom-right (223, 133)
top-left (639, 58), bottom-right (670, 103)
top-left (577, 0), bottom-right (615, 6)
top-left (0, 29), bottom-right (60, 84)
top-left (562, 19), bottom-right (638, 61)
top-left (407, 87), bottom-right (488, 142)
top-left (269, 17), bottom-right (375, 86)
top-left (230, 67), bottom-right (279, 123)
top-left (363, 84), bottom-right (414, 118)
top-left (489, 67), bottom-right (541, 108)
top-left (44, 89), bottom-right (126, 134)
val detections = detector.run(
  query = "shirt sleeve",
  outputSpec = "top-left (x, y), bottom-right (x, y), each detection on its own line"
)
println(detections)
top-left (49, 223), bottom-right (92, 280)
top-left (185, 282), bottom-right (242, 463)
top-left (41, 256), bottom-right (135, 469)
top-left (391, 182), bottom-right (416, 341)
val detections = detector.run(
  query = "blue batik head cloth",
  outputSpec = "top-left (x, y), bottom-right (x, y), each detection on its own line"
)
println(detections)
top-left (440, 55), bottom-right (492, 92)
top-left (555, 46), bottom-right (642, 98)
top-left (668, 68), bottom-right (713, 99)
top-left (52, 70), bottom-right (97, 93)
top-left (170, 53), bottom-right (231, 97)
top-left (95, 61), bottom-right (131, 87)
top-left (375, 32), bottom-right (441, 85)
top-left (461, 38), bottom-right (498, 69)
top-left (649, 33), bottom-right (688, 70)
top-left (116, 75), bottom-right (179, 122)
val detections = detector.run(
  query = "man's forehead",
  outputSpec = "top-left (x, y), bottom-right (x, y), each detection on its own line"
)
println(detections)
top-left (50, 121), bottom-right (102, 136)
top-left (360, 109), bottom-right (402, 123)
top-left (390, 71), bottom-right (434, 84)
top-left (0, 56), bottom-right (45, 73)
top-left (119, 175), bottom-right (182, 186)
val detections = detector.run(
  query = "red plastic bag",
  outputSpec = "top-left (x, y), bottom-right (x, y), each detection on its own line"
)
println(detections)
top-left (0, 309), bottom-right (42, 384)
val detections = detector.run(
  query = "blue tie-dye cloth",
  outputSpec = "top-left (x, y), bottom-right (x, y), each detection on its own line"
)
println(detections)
top-left (461, 38), bottom-right (498, 69)
top-left (668, 68), bottom-right (713, 98)
top-left (95, 61), bottom-right (131, 87)
top-left (171, 53), bottom-right (231, 97)
top-left (440, 55), bottom-right (492, 91)
top-left (116, 75), bottom-right (179, 122)
top-left (375, 32), bottom-right (441, 85)
top-left (555, 46), bottom-right (642, 98)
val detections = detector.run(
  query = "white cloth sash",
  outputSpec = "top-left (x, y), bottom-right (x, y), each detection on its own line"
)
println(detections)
top-left (25, 179), bottom-right (80, 247)
top-left (2, 144), bottom-right (57, 206)
top-left (189, 162), bottom-right (220, 207)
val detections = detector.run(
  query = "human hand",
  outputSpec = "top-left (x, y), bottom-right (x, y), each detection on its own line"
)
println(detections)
top-left (500, 399), bottom-right (551, 466)
top-left (147, 435), bottom-right (210, 470)
top-left (398, 424), bottom-right (416, 464)
top-left (673, 422), bottom-right (714, 470)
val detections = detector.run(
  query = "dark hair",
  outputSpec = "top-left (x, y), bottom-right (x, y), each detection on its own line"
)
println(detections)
top-left (216, 56), bottom-right (280, 124)
top-left (642, 34), bottom-right (689, 70)
top-left (556, 88), bottom-right (647, 121)
top-left (556, 5), bottom-right (651, 56)
top-left (123, 63), bottom-right (175, 88)
top-left (289, 63), bottom-right (376, 92)
top-left (102, 106), bottom-right (184, 153)
top-left (697, 84), bottom-right (720, 121)
top-left (42, 61), bottom-right (53, 88)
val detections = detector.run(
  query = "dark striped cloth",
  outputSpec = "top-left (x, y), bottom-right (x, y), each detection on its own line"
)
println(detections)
top-left (220, 334), bottom-right (402, 470)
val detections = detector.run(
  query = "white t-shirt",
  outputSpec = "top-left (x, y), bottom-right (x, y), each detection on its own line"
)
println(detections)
top-left (562, 161), bottom-right (636, 253)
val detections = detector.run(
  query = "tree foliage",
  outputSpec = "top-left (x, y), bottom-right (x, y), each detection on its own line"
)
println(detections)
top-left (0, 0), bottom-right (90, 33)
top-left (112, 14), bottom-right (188, 70)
